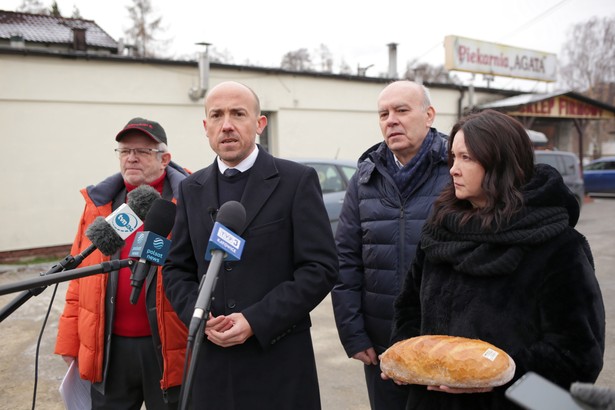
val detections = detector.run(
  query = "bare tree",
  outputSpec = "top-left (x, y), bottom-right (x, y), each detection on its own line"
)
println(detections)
top-left (313, 44), bottom-right (333, 73)
top-left (403, 60), bottom-right (458, 84)
top-left (281, 48), bottom-right (313, 71)
top-left (559, 16), bottom-right (615, 159)
top-left (338, 59), bottom-right (353, 75)
top-left (17, 1), bottom-right (82, 20)
top-left (16, 0), bottom-right (59, 16)
top-left (124, 0), bottom-right (168, 58)
top-left (71, 5), bottom-right (82, 19)
top-left (16, 0), bottom-right (47, 14)
top-left (208, 46), bottom-right (235, 64)
top-left (559, 16), bottom-right (615, 95)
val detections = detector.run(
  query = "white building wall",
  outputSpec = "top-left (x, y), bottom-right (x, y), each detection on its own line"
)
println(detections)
top-left (0, 52), bottom-right (504, 252)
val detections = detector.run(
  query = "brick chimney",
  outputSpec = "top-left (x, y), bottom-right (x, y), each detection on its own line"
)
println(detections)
top-left (72, 27), bottom-right (87, 52)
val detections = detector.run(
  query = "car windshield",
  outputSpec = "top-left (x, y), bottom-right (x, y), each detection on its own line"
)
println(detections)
top-left (585, 160), bottom-right (615, 171)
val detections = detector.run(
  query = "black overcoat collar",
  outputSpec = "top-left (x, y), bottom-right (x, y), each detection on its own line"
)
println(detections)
top-left (189, 145), bottom-right (280, 235)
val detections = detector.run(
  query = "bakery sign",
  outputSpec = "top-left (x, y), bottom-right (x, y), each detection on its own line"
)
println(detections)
top-left (510, 95), bottom-right (615, 119)
top-left (444, 35), bottom-right (557, 82)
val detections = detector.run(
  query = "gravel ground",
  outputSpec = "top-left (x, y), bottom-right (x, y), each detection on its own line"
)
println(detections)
top-left (1, 197), bottom-right (613, 409)
top-left (0, 266), bottom-right (369, 410)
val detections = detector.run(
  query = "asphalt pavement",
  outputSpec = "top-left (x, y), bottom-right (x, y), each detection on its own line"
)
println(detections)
top-left (0, 197), bottom-right (613, 410)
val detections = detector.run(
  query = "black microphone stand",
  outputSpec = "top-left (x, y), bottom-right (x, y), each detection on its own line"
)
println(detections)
top-left (178, 200), bottom-right (246, 409)
top-left (0, 245), bottom-right (97, 322)
top-left (178, 252), bottom-right (224, 410)
top-left (0, 259), bottom-right (134, 296)
top-left (178, 315), bottom-right (207, 410)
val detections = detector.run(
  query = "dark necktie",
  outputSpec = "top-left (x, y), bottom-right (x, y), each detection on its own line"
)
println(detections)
top-left (224, 168), bottom-right (241, 177)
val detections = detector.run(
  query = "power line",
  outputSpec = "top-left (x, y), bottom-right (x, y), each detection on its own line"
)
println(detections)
top-left (497, 0), bottom-right (573, 42)
top-left (410, 0), bottom-right (574, 69)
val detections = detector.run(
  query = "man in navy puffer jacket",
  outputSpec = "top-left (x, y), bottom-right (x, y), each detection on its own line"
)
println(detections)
top-left (331, 80), bottom-right (450, 410)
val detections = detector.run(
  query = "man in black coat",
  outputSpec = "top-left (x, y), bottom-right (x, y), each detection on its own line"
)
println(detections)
top-left (163, 81), bottom-right (338, 409)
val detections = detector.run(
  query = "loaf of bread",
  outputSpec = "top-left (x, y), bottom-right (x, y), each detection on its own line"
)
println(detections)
top-left (380, 335), bottom-right (515, 388)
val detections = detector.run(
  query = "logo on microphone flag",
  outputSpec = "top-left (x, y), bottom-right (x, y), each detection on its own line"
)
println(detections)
top-left (106, 203), bottom-right (143, 239)
top-left (152, 237), bottom-right (165, 250)
top-left (205, 222), bottom-right (245, 261)
top-left (129, 232), bottom-right (171, 265)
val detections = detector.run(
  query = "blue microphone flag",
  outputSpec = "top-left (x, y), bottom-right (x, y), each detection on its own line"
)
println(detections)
top-left (129, 231), bottom-right (171, 265)
top-left (205, 222), bottom-right (245, 261)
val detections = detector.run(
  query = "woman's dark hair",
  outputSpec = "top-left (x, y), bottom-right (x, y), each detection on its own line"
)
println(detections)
top-left (431, 109), bottom-right (535, 229)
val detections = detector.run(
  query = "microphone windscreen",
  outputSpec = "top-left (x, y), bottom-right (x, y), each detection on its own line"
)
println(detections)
top-left (570, 382), bottom-right (615, 408)
top-left (143, 198), bottom-right (176, 237)
top-left (216, 201), bottom-right (246, 234)
top-left (127, 185), bottom-right (161, 221)
top-left (85, 217), bottom-right (126, 256)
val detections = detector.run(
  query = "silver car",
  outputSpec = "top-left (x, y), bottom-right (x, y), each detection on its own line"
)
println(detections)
top-left (292, 158), bottom-right (358, 233)
top-left (534, 150), bottom-right (585, 208)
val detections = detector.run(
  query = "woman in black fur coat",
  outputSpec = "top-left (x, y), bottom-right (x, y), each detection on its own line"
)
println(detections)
top-left (388, 109), bottom-right (605, 409)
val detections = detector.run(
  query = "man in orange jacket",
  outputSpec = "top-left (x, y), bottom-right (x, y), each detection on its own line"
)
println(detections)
top-left (55, 118), bottom-right (190, 409)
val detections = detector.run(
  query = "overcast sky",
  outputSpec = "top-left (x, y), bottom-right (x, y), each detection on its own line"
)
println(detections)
top-left (4, 0), bottom-right (613, 90)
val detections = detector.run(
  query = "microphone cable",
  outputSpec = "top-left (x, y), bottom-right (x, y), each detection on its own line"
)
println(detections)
top-left (30, 279), bottom-right (60, 410)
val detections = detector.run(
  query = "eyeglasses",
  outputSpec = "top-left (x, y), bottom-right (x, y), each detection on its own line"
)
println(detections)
top-left (114, 148), bottom-right (164, 158)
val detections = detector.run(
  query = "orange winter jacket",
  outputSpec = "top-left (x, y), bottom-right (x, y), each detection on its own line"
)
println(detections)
top-left (54, 163), bottom-right (189, 393)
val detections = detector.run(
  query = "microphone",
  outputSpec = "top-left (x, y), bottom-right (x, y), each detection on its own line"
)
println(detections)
top-left (0, 189), bottom-right (158, 323)
top-left (73, 200), bottom-right (144, 264)
top-left (189, 200), bottom-right (246, 337)
top-left (0, 202), bottom-right (145, 323)
top-left (128, 198), bottom-right (176, 304)
top-left (69, 185), bottom-right (157, 265)
top-left (84, 218), bottom-right (126, 256)
top-left (127, 184), bottom-right (161, 221)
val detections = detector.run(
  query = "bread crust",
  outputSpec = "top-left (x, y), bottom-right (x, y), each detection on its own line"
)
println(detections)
top-left (380, 335), bottom-right (515, 388)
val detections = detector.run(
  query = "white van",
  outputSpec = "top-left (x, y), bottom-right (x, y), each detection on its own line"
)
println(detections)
top-left (534, 150), bottom-right (585, 208)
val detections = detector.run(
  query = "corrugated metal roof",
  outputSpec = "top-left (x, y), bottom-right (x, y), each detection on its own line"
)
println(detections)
top-left (480, 91), bottom-right (566, 109)
top-left (0, 10), bottom-right (117, 50)
top-left (479, 90), bottom-right (615, 114)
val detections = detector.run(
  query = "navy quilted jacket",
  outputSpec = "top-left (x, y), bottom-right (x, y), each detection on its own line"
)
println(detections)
top-left (331, 129), bottom-right (450, 357)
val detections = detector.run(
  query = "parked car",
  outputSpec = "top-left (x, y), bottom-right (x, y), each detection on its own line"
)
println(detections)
top-left (583, 156), bottom-right (615, 195)
top-left (534, 150), bottom-right (585, 208)
top-left (292, 158), bottom-right (358, 233)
